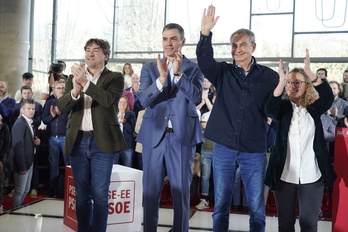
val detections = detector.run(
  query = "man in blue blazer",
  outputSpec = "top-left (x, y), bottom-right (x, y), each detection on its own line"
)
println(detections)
top-left (136, 23), bottom-right (204, 232)
top-left (0, 81), bottom-right (16, 129)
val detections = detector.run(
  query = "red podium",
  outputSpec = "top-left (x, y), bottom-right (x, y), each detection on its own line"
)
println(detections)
top-left (332, 128), bottom-right (348, 232)
top-left (63, 165), bottom-right (143, 231)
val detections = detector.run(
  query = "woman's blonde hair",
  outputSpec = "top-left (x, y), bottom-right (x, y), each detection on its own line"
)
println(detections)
top-left (286, 68), bottom-right (319, 108)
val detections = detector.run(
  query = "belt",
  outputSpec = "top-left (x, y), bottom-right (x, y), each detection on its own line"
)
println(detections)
top-left (80, 130), bottom-right (94, 137)
top-left (165, 127), bottom-right (174, 133)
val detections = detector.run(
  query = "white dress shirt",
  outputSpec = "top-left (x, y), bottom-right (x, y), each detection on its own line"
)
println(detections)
top-left (71, 67), bottom-right (104, 131)
top-left (280, 102), bottom-right (322, 184)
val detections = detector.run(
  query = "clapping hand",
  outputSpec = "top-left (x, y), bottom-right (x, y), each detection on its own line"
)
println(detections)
top-left (157, 55), bottom-right (169, 85)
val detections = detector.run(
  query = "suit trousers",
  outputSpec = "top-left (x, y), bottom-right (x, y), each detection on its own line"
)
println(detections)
top-left (142, 131), bottom-right (195, 232)
top-left (13, 164), bottom-right (33, 208)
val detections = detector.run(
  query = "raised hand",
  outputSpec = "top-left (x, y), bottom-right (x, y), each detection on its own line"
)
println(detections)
top-left (303, 49), bottom-right (318, 83)
top-left (273, 59), bottom-right (287, 97)
top-left (201, 5), bottom-right (219, 36)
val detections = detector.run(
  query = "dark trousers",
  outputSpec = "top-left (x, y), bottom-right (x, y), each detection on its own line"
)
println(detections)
top-left (274, 179), bottom-right (324, 232)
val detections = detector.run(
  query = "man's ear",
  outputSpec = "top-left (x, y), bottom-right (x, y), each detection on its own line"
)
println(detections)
top-left (252, 42), bottom-right (256, 53)
top-left (181, 38), bottom-right (186, 46)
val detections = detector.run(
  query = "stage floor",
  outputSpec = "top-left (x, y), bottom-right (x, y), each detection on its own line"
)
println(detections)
top-left (0, 198), bottom-right (332, 232)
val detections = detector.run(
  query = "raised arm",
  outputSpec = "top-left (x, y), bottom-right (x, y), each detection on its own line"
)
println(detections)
top-left (304, 49), bottom-right (322, 86)
top-left (201, 5), bottom-right (220, 36)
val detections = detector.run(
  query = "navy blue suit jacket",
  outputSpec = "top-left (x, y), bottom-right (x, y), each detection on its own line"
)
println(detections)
top-left (0, 97), bottom-right (16, 129)
top-left (136, 56), bottom-right (204, 147)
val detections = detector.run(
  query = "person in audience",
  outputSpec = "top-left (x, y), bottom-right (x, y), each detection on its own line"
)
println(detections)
top-left (134, 107), bottom-right (145, 170)
top-left (318, 112), bottom-right (336, 220)
top-left (11, 85), bottom-right (42, 199)
top-left (196, 77), bottom-right (214, 116)
top-left (337, 106), bottom-right (348, 127)
top-left (122, 63), bottom-right (134, 89)
top-left (0, 81), bottom-right (16, 129)
top-left (340, 70), bottom-right (348, 101)
top-left (42, 81), bottom-right (69, 197)
top-left (123, 89), bottom-right (135, 111)
top-left (0, 114), bottom-right (10, 213)
top-left (265, 50), bottom-right (337, 232)
top-left (12, 99), bottom-right (41, 208)
top-left (316, 68), bottom-right (327, 81)
top-left (0, 81), bottom-right (16, 195)
top-left (197, 5), bottom-right (279, 231)
top-left (195, 93), bottom-right (215, 210)
top-left (328, 81), bottom-right (348, 125)
top-left (45, 75), bottom-right (67, 104)
top-left (114, 96), bottom-right (136, 167)
top-left (126, 73), bottom-right (142, 117)
top-left (14, 72), bottom-right (41, 103)
top-left (57, 38), bottom-right (126, 232)
top-left (137, 23), bottom-right (204, 232)
top-left (48, 60), bottom-right (68, 94)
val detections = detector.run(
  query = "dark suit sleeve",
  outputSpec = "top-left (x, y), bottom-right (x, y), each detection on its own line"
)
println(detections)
top-left (33, 103), bottom-right (43, 132)
top-left (0, 124), bottom-right (10, 161)
top-left (12, 120), bottom-right (27, 172)
top-left (138, 62), bottom-right (162, 108)
top-left (42, 100), bottom-right (55, 125)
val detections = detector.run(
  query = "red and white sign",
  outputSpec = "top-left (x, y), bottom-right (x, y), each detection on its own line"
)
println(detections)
top-left (64, 165), bottom-right (143, 231)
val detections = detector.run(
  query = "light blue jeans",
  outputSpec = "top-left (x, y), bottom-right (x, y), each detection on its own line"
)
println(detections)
top-left (200, 149), bottom-right (213, 196)
top-left (69, 134), bottom-right (115, 232)
top-left (212, 143), bottom-right (266, 232)
top-left (13, 164), bottom-right (33, 208)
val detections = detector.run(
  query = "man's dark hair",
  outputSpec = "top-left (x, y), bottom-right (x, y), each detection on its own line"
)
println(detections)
top-left (57, 60), bottom-right (66, 68)
top-left (316, 68), bottom-right (328, 77)
top-left (20, 85), bottom-right (33, 94)
top-left (84, 38), bottom-right (110, 65)
top-left (21, 98), bottom-right (35, 108)
top-left (22, 72), bottom-right (33, 80)
top-left (163, 23), bottom-right (185, 39)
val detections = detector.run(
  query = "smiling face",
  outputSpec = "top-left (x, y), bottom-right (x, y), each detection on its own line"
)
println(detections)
top-left (162, 28), bottom-right (185, 59)
top-left (118, 96), bottom-right (129, 113)
top-left (231, 33), bottom-right (255, 68)
top-left (285, 72), bottom-right (308, 104)
top-left (84, 42), bottom-right (109, 70)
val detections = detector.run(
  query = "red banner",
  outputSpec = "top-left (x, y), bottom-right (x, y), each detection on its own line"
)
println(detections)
top-left (332, 128), bottom-right (348, 232)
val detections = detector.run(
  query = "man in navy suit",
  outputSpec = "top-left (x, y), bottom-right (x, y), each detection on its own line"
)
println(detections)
top-left (136, 23), bottom-right (204, 232)
top-left (0, 81), bottom-right (16, 194)
top-left (0, 81), bottom-right (15, 129)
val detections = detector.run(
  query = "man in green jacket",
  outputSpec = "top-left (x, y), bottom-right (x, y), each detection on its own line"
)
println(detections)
top-left (57, 38), bottom-right (126, 232)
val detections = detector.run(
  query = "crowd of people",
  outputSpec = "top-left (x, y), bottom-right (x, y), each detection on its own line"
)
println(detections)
top-left (0, 4), bottom-right (347, 232)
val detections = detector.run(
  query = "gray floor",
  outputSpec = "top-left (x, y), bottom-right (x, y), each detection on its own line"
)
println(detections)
top-left (0, 198), bottom-right (332, 232)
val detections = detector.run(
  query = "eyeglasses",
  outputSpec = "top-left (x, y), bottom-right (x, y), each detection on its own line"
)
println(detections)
top-left (55, 87), bottom-right (65, 90)
top-left (285, 81), bottom-right (306, 88)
